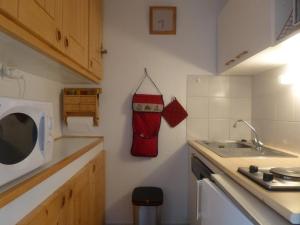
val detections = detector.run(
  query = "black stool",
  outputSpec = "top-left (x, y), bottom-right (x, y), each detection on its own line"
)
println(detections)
top-left (132, 187), bottom-right (164, 225)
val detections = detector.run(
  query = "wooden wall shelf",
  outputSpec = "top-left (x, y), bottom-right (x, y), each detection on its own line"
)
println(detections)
top-left (63, 88), bottom-right (102, 126)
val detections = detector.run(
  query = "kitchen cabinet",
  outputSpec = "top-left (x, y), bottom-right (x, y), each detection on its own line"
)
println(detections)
top-left (89, 151), bottom-right (105, 225)
top-left (0, 0), bottom-right (103, 83)
top-left (17, 151), bottom-right (105, 225)
top-left (62, 0), bottom-right (89, 68)
top-left (18, 0), bottom-right (63, 51)
top-left (89, 0), bottom-right (103, 79)
top-left (218, 0), bottom-right (293, 74)
top-left (0, 0), bottom-right (18, 18)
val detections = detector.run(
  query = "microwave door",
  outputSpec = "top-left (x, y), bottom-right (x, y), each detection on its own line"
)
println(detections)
top-left (0, 113), bottom-right (38, 165)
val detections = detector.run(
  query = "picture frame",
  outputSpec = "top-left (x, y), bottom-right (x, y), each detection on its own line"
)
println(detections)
top-left (149, 6), bottom-right (177, 35)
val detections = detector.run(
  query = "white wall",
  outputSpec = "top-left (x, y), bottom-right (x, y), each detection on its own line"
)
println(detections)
top-left (187, 75), bottom-right (252, 141)
top-left (100, 0), bottom-right (225, 224)
top-left (252, 65), bottom-right (300, 153)
top-left (0, 68), bottom-right (63, 138)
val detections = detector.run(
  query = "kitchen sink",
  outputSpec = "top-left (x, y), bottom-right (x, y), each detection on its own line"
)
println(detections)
top-left (197, 140), bottom-right (297, 158)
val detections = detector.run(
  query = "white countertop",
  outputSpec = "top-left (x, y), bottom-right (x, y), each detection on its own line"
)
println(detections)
top-left (0, 136), bottom-right (103, 194)
top-left (189, 140), bottom-right (300, 224)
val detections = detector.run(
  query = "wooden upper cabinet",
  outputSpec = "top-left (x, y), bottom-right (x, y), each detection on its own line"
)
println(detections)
top-left (62, 0), bottom-right (89, 68)
top-left (0, 0), bottom-right (18, 18)
top-left (89, 0), bottom-right (103, 79)
top-left (18, 0), bottom-right (63, 50)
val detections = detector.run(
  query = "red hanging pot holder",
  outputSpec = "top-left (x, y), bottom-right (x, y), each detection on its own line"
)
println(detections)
top-left (162, 98), bottom-right (188, 127)
top-left (131, 94), bottom-right (164, 157)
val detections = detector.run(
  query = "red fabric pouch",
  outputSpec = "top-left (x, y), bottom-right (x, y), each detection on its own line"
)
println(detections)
top-left (131, 94), bottom-right (164, 157)
top-left (162, 98), bottom-right (188, 127)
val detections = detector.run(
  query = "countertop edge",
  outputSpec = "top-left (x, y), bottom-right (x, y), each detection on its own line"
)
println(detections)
top-left (0, 136), bottom-right (103, 208)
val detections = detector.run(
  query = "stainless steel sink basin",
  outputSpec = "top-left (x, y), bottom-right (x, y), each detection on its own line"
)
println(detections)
top-left (197, 140), bottom-right (297, 158)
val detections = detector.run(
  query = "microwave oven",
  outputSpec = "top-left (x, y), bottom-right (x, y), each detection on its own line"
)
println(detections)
top-left (0, 97), bottom-right (53, 187)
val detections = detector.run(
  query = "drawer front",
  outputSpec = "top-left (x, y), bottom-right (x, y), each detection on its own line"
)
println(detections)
top-left (65, 104), bottom-right (80, 112)
top-left (80, 96), bottom-right (97, 104)
top-left (64, 96), bottom-right (80, 104)
top-left (80, 105), bottom-right (96, 112)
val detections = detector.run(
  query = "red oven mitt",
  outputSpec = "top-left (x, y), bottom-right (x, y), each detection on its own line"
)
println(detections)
top-left (162, 98), bottom-right (188, 127)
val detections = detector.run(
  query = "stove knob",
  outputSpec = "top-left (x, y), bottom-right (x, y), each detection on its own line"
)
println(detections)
top-left (263, 172), bottom-right (274, 182)
top-left (249, 165), bottom-right (258, 173)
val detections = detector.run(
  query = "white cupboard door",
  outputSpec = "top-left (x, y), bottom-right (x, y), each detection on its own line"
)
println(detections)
top-left (189, 174), bottom-right (202, 225)
top-left (218, 0), bottom-right (272, 72)
top-left (201, 179), bottom-right (253, 225)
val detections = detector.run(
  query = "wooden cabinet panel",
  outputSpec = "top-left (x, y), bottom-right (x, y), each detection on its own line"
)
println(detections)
top-left (17, 207), bottom-right (47, 225)
top-left (17, 152), bottom-right (105, 225)
top-left (89, 152), bottom-right (105, 225)
top-left (0, 0), bottom-right (18, 18)
top-left (62, 0), bottom-right (89, 68)
top-left (18, 0), bottom-right (63, 50)
top-left (72, 166), bottom-right (91, 225)
top-left (89, 0), bottom-right (103, 79)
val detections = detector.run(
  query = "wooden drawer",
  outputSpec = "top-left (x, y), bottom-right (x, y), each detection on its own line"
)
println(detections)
top-left (64, 104), bottom-right (80, 112)
top-left (64, 96), bottom-right (80, 104)
top-left (80, 96), bottom-right (97, 104)
top-left (79, 105), bottom-right (96, 112)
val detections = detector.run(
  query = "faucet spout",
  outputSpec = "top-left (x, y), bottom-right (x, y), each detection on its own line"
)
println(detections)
top-left (233, 119), bottom-right (263, 151)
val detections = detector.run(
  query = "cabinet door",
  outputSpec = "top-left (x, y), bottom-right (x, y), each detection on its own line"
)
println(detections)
top-left (18, 0), bottom-right (63, 50)
top-left (89, 0), bottom-right (103, 79)
top-left (72, 165), bottom-right (91, 225)
top-left (62, 0), bottom-right (89, 68)
top-left (17, 207), bottom-right (48, 225)
top-left (45, 189), bottom-right (70, 225)
top-left (201, 179), bottom-right (253, 225)
top-left (217, 0), bottom-right (272, 72)
top-left (89, 152), bottom-right (105, 225)
top-left (0, 0), bottom-right (18, 18)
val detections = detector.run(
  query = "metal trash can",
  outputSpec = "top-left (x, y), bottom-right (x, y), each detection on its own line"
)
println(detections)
top-left (132, 187), bottom-right (164, 225)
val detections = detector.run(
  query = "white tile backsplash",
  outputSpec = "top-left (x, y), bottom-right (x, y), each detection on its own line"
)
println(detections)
top-left (230, 98), bottom-right (251, 119)
top-left (187, 75), bottom-right (209, 97)
top-left (187, 97), bottom-right (209, 118)
top-left (252, 65), bottom-right (300, 154)
top-left (187, 118), bottom-right (209, 140)
top-left (187, 75), bottom-right (252, 141)
top-left (209, 119), bottom-right (230, 141)
top-left (209, 76), bottom-right (230, 97)
top-left (209, 97), bottom-right (230, 119)
top-left (230, 76), bottom-right (252, 98)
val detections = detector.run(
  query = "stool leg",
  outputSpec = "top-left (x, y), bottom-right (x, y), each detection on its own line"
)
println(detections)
top-left (156, 206), bottom-right (161, 225)
top-left (133, 205), bottom-right (139, 225)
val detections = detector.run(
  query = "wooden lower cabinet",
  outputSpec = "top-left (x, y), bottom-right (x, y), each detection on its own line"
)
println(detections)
top-left (17, 151), bottom-right (105, 225)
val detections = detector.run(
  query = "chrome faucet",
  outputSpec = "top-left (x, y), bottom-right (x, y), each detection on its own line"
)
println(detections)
top-left (233, 119), bottom-right (264, 151)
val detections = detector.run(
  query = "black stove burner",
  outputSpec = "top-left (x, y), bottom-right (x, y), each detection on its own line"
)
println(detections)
top-left (270, 167), bottom-right (300, 181)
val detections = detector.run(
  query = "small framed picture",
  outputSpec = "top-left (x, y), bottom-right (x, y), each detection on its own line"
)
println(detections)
top-left (149, 6), bottom-right (177, 35)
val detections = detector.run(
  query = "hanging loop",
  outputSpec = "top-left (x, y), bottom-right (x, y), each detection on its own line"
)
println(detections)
top-left (134, 68), bottom-right (162, 95)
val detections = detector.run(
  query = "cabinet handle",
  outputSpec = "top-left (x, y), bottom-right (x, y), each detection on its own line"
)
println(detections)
top-left (64, 37), bottom-right (69, 48)
top-left (69, 189), bottom-right (73, 199)
top-left (90, 60), bottom-right (93, 67)
top-left (236, 50), bottom-right (249, 59)
top-left (93, 164), bottom-right (96, 172)
top-left (61, 196), bottom-right (66, 208)
top-left (56, 29), bottom-right (62, 41)
top-left (100, 48), bottom-right (108, 56)
top-left (225, 59), bottom-right (235, 66)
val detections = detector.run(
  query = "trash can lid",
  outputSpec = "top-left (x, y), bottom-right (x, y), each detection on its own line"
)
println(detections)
top-left (132, 187), bottom-right (163, 206)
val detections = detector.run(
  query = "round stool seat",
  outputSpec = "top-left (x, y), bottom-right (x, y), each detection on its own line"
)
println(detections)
top-left (132, 187), bottom-right (163, 206)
